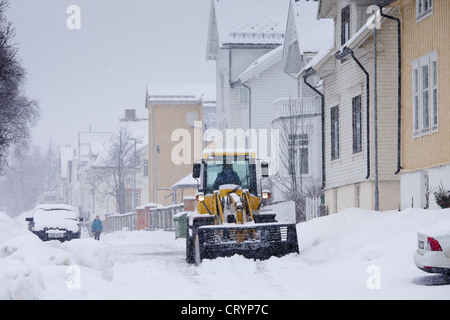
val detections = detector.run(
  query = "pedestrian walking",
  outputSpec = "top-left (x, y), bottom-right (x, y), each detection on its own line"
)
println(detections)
top-left (91, 215), bottom-right (103, 241)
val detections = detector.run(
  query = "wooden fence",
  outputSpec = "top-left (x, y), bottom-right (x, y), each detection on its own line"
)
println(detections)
top-left (105, 204), bottom-right (185, 233)
top-left (305, 197), bottom-right (326, 221)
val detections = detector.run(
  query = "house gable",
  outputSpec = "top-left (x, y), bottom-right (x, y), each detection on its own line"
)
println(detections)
top-left (206, 0), bottom-right (290, 61)
top-left (283, 0), bottom-right (334, 74)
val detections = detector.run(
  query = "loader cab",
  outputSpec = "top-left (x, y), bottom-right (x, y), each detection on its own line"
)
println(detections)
top-left (194, 151), bottom-right (258, 195)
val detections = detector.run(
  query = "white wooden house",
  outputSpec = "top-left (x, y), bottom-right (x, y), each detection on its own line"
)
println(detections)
top-left (271, 0), bottom-right (334, 205)
top-left (298, 0), bottom-right (401, 213)
top-left (205, 0), bottom-right (297, 161)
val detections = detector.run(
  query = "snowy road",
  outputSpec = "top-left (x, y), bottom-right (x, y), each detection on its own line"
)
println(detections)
top-left (100, 207), bottom-right (450, 300)
top-left (2, 208), bottom-right (450, 300)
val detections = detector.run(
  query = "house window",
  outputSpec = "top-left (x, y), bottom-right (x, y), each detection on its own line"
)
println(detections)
top-left (331, 106), bottom-right (339, 160)
top-left (352, 95), bottom-right (362, 153)
top-left (240, 87), bottom-right (249, 103)
top-left (412, 51), bottom-right (438, 137)
top-left (341, 5), bottom-right (350, 45)
top-left (288, 133), bottom-right (309, 175)
top-left (417, 0), bottom-right (433, 21)
top-left (421, 64), bottom-right (430, 131)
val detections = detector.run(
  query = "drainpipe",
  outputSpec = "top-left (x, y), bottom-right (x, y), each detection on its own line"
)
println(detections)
top-left (335, 47), bottom-right (371, 180)
top-left (242, 83), bottom-right (252, 130)
top-left (379, 5), bottom-right (402, 175)
top-left (303, 68), bottom-right (325, 190)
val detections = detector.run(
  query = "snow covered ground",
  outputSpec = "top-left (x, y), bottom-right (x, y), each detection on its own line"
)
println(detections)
top-left (1, 208), bottom-right (450, 300)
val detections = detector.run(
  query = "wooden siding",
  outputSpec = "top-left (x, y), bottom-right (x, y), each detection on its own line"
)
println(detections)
top-left (317, 0), bottom-right (402, 212)
top-left (400, 0), bottom-right (450, 172)
top-left (321, 11), bottom-right (400, 190)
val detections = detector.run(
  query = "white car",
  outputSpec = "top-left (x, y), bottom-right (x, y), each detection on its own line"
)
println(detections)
top-left (26, 204), bottom-right (83, 242)
top-left (414, 223), bottom-right (450, 275)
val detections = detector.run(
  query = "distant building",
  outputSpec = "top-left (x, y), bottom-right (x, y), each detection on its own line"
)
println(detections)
top-left (145, 84), bottom-right (215, 205)
top-left (88, 110), bottom-right (149, 220)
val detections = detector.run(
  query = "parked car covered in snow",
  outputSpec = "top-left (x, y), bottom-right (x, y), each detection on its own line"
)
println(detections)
top-left (414, 223), bottom-right (450, 275)
top-left (25, 204), bottom-right (83, 242)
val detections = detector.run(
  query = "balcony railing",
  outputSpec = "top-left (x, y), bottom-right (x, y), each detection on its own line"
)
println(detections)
top-left (273, 96), bottom-right (322, 117)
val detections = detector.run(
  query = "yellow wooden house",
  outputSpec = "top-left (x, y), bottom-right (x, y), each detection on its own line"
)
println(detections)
top-left (388, 0), bottom-right (449, 209)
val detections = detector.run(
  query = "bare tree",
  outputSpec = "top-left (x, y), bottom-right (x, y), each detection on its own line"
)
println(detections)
top-left (271, 97), bottom-right (321, 222)
top-left (0, 0), bottom-right (39, 173)
top-left (0, 144), bottom-right (59, 216)
top-left (89, 126), bottom-right (140, 214)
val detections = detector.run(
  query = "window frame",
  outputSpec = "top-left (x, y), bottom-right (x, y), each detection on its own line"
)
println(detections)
top-left (352, 95), bottom-right (362, 153)
top-left (411, 51), bottom-right (438, 138)
top-left (239, 86), bottom-right (249, 104)
top-left (330, 106), bottom-right (340, 160)
top-left (416, 0), bottom-right (433, 22)
top-left (288, 133), bottom-right (309, 176)
top-left (430, 53), bottom-right (438, 132)
top-left (341, 5), bottom-right (351, 46)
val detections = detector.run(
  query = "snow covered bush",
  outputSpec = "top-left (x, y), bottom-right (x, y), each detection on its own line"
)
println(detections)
top-left (434, 182), bottom-right (450, 209)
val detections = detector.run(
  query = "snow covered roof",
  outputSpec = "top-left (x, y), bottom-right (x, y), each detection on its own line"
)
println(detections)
top-left (146, 84), bottom-right (216, 105)
top-left (282, 0), bottom-right (334, 73)
top-left (236, 44), bottom-right (284, 83)
top-left (297, 39), bottom-right (334, 77)
top-left (291, 0), bottom-right (334, 54)
top-left (206, 0), bottom-right (290, 59)
top-left (171, 174), bottom-right (198, 190)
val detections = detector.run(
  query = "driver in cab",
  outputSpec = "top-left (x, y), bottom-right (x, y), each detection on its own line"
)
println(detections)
top-left (213, 163), bottom-right (241, 190)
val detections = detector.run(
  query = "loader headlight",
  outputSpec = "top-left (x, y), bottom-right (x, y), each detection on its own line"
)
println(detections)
top-left (262, 190), bottom-right (271, 199)
top-left (196, 192), bottom-right (205, 202)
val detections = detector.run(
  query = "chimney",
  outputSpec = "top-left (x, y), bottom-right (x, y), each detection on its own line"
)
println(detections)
top-left (125, 109), bottom-right (136, 120)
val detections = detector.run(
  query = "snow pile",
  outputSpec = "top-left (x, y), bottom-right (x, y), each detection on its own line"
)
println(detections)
top-left (1, 208), bottom-right (450, 300)
top-left (0, 212), bottom-right (117, 299)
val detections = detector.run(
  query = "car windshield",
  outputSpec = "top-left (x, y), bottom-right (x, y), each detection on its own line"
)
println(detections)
top-left (204, 154), bottom-right (256, 194)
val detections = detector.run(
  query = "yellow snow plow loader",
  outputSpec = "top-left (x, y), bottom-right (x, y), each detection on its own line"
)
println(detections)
top-left (186, 149), bottom-right (299, 264)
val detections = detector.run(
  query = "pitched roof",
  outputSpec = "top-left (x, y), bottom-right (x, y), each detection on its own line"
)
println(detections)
top-left (236, 44), bottom-right (284, 83)
top-left (206, 0), bottom-right (290, 59)
top-left (290, 0), bottom-right (334, 54)
top-left (282, 0), bottom-right (334, 73)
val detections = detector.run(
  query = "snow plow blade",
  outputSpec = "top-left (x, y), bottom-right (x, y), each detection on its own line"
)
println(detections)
top-left (197, 223), bottom-right (299, 261)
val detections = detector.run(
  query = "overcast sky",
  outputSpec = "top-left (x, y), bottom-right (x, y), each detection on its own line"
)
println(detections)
top-left (7, 0), bottom-right (216, 149)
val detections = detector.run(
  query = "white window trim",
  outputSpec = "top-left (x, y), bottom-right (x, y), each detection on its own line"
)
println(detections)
top-left (411, 51), bottom-right (438, 139)
top-left (412, 62), bottom-right (419, 136)
top-left (430, 51), bottom-right (438, 133)
top-left (416, 0), bottom-right (433, 23)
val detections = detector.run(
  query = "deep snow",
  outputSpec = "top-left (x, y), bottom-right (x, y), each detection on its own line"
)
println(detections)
top-left (1, 208), bottom-right (450, 300)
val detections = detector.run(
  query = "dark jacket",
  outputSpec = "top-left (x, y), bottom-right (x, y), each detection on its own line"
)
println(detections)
top-left (213, 168), bottom-right (241, 190)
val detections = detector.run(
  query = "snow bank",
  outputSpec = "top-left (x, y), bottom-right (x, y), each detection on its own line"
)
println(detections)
top-left (1, 208), bottom-right (450, 300)
top-left (0, 211), bottom-right (119, 299)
